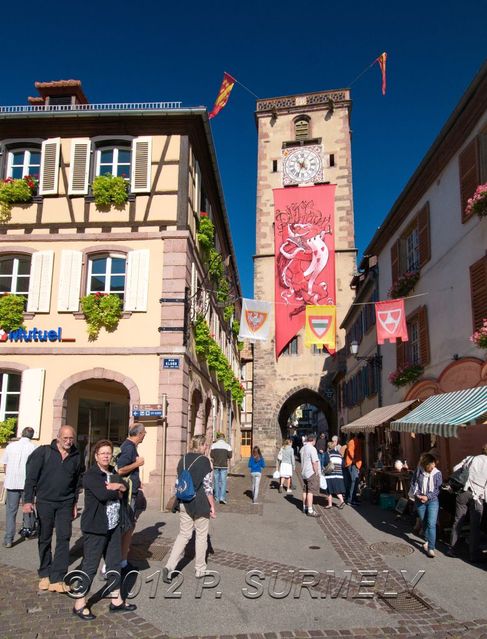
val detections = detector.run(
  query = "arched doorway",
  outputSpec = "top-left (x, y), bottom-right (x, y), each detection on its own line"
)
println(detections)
top-left (190, 387), bottom-right (204, 437)
top-left (276, 387), bottom-right (333, 442)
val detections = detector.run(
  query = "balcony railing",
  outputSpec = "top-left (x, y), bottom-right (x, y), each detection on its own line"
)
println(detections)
top-left (0, 101), bottom-right (183, 114)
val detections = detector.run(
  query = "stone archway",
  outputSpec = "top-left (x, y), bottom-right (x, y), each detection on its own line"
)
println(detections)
top-left (52, 367), bottom-right (140, 438)
top-left (271, 384), bottom-right (334, 445)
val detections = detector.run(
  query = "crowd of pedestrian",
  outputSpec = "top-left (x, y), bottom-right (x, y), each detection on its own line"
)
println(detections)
top-left (1, 423), bottom-right (486, 622)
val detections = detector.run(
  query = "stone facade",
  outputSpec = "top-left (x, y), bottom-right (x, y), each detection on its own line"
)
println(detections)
top-left (253, 90), bottom-right (357, 458)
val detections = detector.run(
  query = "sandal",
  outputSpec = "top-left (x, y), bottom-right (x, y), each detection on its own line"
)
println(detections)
top-left (324, 505), bottom-right (333, 509)
top-left (337, 502), bottom-right (345, 509)
top-left (109, 601), bottom-right (137, 613)
top-left (72, 606), bottom-right (96, 621)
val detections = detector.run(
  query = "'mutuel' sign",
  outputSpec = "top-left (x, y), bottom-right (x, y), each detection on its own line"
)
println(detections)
top-left (0, 327), bottom-right (63, 343)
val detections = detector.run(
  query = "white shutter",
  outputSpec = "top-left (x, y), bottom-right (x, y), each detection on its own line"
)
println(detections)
top-left (39, 138), bottom-right (61, 195)
top-left (195, 161), bottom-right (201, 213)
top-left (130, 136), bottom-right (152, 193)
top-left (190, 262), bottom-right (197, 321)
top-left (57, 250), bottom-right (82, 311)
top-left (27, 251), bottom-right (54, 313)
top-left (68, 139), bottom-right (91, 195)
top-left (17, 369), bottom-right (45, 439)
top-left (124, 250), bottom-right (150, 311)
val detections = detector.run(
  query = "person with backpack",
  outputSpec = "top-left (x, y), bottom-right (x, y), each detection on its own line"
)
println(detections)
top-left (163, 435), bottom-right (216, 583)
top-left (22, 426), bottom-right (83, 592)
top-left (446, 453), bottom-right (475, 557)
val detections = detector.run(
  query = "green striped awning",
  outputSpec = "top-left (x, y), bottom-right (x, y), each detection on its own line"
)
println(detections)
top-left (390, 386), bottom-right (487, 438)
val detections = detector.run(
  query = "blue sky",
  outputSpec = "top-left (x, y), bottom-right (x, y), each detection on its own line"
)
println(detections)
top-left (2, 0), bottom-right (486, 297)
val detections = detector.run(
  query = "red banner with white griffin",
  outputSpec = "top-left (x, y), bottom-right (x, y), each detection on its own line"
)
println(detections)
top-left (273, 185), bottom-right (336, 358)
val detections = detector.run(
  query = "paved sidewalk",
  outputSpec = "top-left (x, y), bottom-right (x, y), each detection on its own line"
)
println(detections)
top-left (1, 461), bottom-right (487, 639)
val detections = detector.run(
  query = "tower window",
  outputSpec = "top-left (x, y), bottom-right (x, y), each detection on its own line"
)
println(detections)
top-left (272, 160), bottom-right (278, 172)
top-left (329, 154), bottom-right (335, 167)
top-left (294, 118), bottom-right (309, 140)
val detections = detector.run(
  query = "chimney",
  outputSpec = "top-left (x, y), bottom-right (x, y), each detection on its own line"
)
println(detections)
top-left (28, 80), bottom-right (88, 106)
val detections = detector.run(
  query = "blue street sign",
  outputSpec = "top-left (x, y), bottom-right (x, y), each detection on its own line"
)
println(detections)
top-left (163, 358), bottom-right (180, 369)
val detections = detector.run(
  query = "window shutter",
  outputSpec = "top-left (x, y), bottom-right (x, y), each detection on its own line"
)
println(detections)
top-left (396, 339), bottom-right (406, 369)
top-left (418, 202), bottom-right (431, 267)
top-left (39, 138), bottom-right (61, 195)
top-left (195, 162), bottom-right (202, 213)
top-left (469, 255), bottom-right (487, 330)
top-left (124, 250), bottom-right (150, 311)
top-left (130, 136), bottom-right (152, 193)
top-left (17, 369), bottom-right (45, 438)
top-left (418, 305), bottom-right (430, 366)
top-left (68, 139), bottom-right (91, 195)
top-left (57, 250), bottom-right (82, 311)
top-left (27, 251), bottom-right (54, 313)
top-left (459, 138), bottom-right (479, 222)
top-left (391, 239), bottom-right (401, 282)
top-left (190, 262), bottom-right (198, 321)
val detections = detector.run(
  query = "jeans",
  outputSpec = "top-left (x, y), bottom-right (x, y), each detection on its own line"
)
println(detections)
top-left (251, 472), bottom-right (262, 503)
top-left (344, 464), bottom-right (360, 503)
top-left (469, 497), bottom-right (485, 560)
top-left (4, 489), bottom-right (30, 544)
top-left (214, 468), bottom-right (228, 502)
top-left (36, 500), bottom-right (74, 582)
top-left (318, 452), bottom-right (325, 469)
top-left (416, 499), bottom-right (439, 551)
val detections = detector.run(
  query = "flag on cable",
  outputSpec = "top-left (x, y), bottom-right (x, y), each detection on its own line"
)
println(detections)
top-left (376, 52), bottom-right (387, 95)
top-left (238, 298), bottom-right (272, 341)
top-left (304, 305), bottom-right (336, 353)
top-left (375, 299), bottom-right (408, 344)
top-left (208, 72), bottom-right (236, 120)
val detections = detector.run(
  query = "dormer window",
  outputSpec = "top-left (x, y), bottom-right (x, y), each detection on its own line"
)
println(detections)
top-left (7, 148), bottom-right (41, 179)
top-left (96, 146), bottom-right (131, 179)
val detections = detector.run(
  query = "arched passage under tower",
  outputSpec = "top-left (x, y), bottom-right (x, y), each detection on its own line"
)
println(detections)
top-left (274, 386), bottom-right (334, 443)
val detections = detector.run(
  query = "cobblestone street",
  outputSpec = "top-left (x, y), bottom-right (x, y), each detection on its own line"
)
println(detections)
top-left (1, 464), bottom-right (487, 639)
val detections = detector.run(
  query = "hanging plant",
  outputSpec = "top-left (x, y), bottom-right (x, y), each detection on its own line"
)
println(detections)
top-left (0, 294), bottom-right (26, 333)
top-left (0, 417), bottom-right (17, 445)
top-left (196, 214), bottom-right (215, 251)
top-left (388, 363), bottom-right (423, 388)
top-left (0, 176), bottom-right (38, 223)
top-left (470, 319), bottom-right (487, 349)
top-left (80, 292), bottom-right (123, 340)
top-left (194, 315), bottom-right (244, 405)
top-left (389, 271), bottom-right (420, 299)
top-left (92, 174), bottom-right (129, 209)
top-left (465, 183), bottom-right (487, 218)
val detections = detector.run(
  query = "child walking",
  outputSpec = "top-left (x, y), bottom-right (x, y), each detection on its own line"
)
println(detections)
top-left (248, 446), bottom-right (266, 504)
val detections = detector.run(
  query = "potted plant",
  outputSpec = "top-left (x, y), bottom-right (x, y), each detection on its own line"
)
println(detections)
top-left (388, 363), bottom-right (424, 388)
top-left (0, 175), bottom-right (38, 223)
top-left (389, 270), bottom-right (420, 299)
top-left (470, 319), bottom-right (487, 349)
top-left (465, 183), bottom-right (487, 219)
top-left (80, 292), bottom-right (123, 340)
top-left (92, 174), bottom-right (129, 210)
top-left (0, 294), bottom-right (26, 333)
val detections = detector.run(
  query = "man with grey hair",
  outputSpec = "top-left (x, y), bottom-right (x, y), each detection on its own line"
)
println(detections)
top-left (3, 426), bottom-right (36, 548)
top-left (23, 425), bottom-right (83, 592)
top-left (117, 422), bottom-right (147, 568)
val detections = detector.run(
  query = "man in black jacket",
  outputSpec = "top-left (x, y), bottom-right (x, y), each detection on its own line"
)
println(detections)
top-left (23, 425), bottom-right (83, 592)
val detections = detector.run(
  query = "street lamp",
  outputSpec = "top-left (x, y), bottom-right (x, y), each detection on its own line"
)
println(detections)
top-left (350, 340), bottom-right (382, 369)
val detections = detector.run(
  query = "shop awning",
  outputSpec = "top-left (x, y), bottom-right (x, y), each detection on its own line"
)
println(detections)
top-left (341, 400), bottom-right (419, 434)
top-left (390, 386), bottom-right (487, 438)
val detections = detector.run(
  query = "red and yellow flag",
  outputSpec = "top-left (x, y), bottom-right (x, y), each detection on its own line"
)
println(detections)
top-left (376, 52), bottom-right (387, 95)
top-left (208, 72), bottom-right (236, 120)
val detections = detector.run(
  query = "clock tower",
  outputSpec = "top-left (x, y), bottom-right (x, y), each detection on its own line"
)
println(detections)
top-left (253, 88), bottom-right (356, 457)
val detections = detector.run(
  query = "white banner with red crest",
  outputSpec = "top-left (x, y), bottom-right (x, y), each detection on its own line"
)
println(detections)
top-left (238, 298), bottom-right (272, 341)
top-left (273, 185), bottom-right (336, 358)
top-left (375, 299), bottom-right (408, 344)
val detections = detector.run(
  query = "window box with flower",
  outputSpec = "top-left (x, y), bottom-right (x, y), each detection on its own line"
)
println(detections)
top-left (0, 176), bottom-right (38, 223)
top-left (80, 292), bottom-right (123, 340)
top-left (470, 319), bottom-right (487, 350)
top-left (389, 270), bottom-right (420, 299)
top-left (465, 183), bottom-right (487, 219)
top-left (388, 363), bottom-right (424, 388)
top-left (92, 174), bottom-right (129, 210)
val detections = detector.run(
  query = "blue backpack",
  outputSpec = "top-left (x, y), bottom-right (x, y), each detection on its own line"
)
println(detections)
top-left (175, 455), bottom-right (203, 502)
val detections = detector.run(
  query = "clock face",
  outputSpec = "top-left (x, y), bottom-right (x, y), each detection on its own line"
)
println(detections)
top-left (282, 146), bottom-right (323, 185)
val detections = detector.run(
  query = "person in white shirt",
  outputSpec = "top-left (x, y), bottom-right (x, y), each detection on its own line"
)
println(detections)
top-left (300, 434), bottom-right (320, 517)
top-left (3, 427), bottom-right (36, 547)
top-left (465, 444), bottom-right (487, 562)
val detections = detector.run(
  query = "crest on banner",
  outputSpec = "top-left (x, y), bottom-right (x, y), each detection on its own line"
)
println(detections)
top-left (375, 299), bottom-right (408, 344)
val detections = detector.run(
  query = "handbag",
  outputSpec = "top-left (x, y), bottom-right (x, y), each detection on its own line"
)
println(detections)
top-left (272, 470), bottom-right (280, 480)
top-left (319, 475), bottom-right (328, 491)
top-left (119, 496), bottom-right (136, 534)
top-left (323, 461), bottom-right (335, 475)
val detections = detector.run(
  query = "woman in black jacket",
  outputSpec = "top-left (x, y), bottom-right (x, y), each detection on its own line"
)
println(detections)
top-left (72, 439), bottom-right (136, 620)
